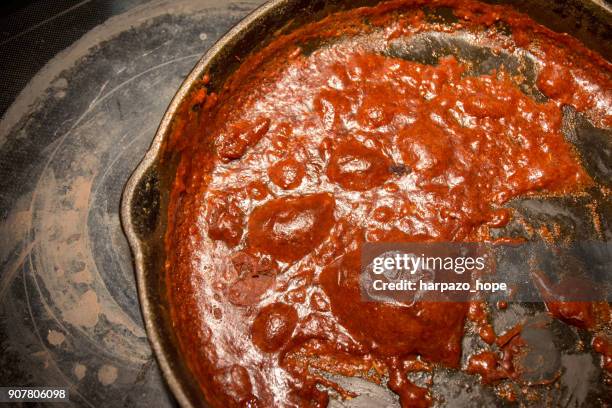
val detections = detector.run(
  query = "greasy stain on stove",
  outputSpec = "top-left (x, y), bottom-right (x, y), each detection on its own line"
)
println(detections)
top-left (0, 1), bottom-right (265, 406)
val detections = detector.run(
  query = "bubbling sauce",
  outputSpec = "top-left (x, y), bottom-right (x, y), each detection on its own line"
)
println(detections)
top-left (165, 0), bottom-right (611, 406)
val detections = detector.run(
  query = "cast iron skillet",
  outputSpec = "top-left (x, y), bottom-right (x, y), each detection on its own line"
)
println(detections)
top-left (121, 1), bottom-right (612, 406)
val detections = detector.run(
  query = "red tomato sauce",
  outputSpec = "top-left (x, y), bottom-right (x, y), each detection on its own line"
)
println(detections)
top-left (164, 0), bottom-right (611, 406)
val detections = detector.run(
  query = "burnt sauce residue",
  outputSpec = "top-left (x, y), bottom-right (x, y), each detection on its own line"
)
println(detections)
top-left (165, 0), bottom-right (611, 406)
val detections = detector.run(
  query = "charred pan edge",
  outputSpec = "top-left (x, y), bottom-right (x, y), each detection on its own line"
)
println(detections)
top-left (121, 0), bottom-right (611, 407)
top-left (120, 1), bottom-right (292, 406)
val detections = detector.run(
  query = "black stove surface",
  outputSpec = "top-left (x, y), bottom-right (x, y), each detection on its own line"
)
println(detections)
top-left (0, 1), bottom-right (263, 406)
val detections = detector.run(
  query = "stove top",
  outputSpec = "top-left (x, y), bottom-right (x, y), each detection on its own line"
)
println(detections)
top-left (0, 1), bottom-right (263, 406)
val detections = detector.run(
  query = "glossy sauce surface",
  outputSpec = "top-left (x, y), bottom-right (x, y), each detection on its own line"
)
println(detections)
top-left (165, 1), bottom-right (611, 406)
